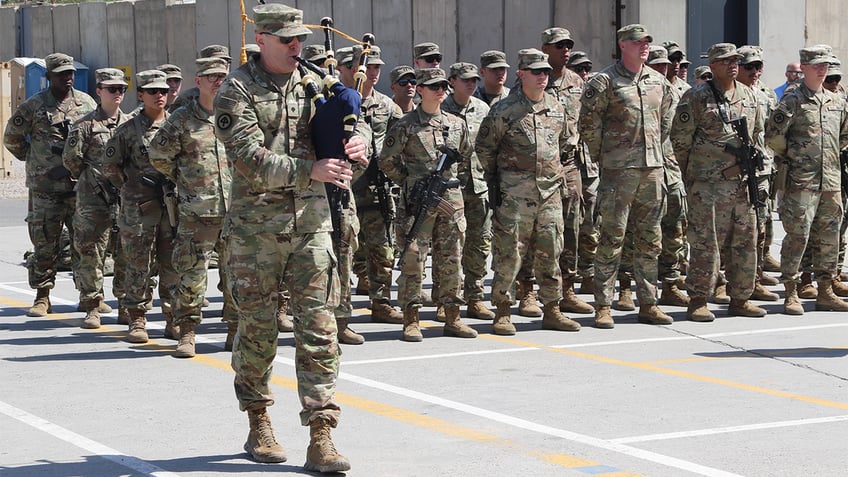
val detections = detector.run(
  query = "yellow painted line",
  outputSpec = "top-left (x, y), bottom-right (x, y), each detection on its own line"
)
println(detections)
top-left (480, 334), bottom-right (848, 411)
top-left (640, 347), bottom-right (848, 366)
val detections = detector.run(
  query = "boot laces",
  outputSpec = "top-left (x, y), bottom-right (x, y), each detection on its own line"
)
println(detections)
top-left (312, 420), bottom-right (338, 455)
top-left (256, 414), bottom-right (279, 447)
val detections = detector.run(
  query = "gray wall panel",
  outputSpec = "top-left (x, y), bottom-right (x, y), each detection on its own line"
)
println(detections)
top-left (79, 2), bottom-right (110, 93)
top-left (759, 0), bottom-right (805, 89)
top-left (560, 1), bottom-right (616, 68)
top-left (0, 7), bottom-right (18, 60)
top-left (505, 0), bottom-right (551, 67)
top-left (26, 5), bottom-right (54, 58)
top-left (331, 0), bottom-right (373, 47)
top-left (413, 0), bottom-right (457, 68)
top-left (106, 0), bottom-right (135, 110)
top-left (52, 4), bottom-right (81, 61)
top-left (167, 4), bottom-right (197, 79)
top-left (372, 0), bottom-right (412, 93)
top-left (457, 0), bottom-right (503, 67)
top-left (133, 0), bottom-right (167, 71)
top-left (196, 0), bottom-right (230, 60)
top-left (236, 0), bottom-right (258, 64)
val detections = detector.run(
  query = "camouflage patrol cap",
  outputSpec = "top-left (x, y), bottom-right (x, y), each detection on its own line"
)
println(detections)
top-left (708, 43), bottom-right (742, 63)
top-left (449, 62), bottom-right (481, 80)
top-left (800, 45), bottom-right (832, 65)
top-left (336, 47), bottom-right (354, 66)
top-left (566, 51), bottom-right (592, 67)
top-left (541, 27), bottom-right (573, 47)
top-left (414, 42), bottom-right (441, 59)
top-left (95, 68), bottom-right (128, 86)
top-left (352, 45), bottom-right (386, 66)
top-left (156, 64), bottom-right (182, 80)
top-left (662, 41), bottom-right (684, 59)
top-left (200, 44), bottom-right (231, 61)
top-left (415, 67), bottom-right (449, 86)
top-left (136, 70), bottom-right (169, 90)
top-left (45, 53), bottom-right (75, 74)
top-left (245, 44), bottom-right (260, 55)
top-left (303, 44), bottom-right (326, 63)
top-left (828, 57), bottom-right (842, 76)
top-left (680, 58), bottom-right (691, 66)
top-left (253, 3), bottom-right (312, 37)
top-left (517, 48), bottom-right (552, 70)
top-left (617, 24), bottom-right (653, 42)
top-left (389, 65), bottom-right (415, 84)
top-left (647, 46), bottom-right (672, 65)
top-left (694, 65), bottom-right (712, 78)
top-left (196, 57), bottom-right (229, 76)
top-left (480, 50), bottom-right (510, 69)
top-left (737, 45), bottom-right (764, 64)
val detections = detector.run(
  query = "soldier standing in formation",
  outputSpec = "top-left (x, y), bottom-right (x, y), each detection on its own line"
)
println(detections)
top-left (389, 65), bottom-right (417, 113)
top-left (473, 50), bottom-right (511, 106)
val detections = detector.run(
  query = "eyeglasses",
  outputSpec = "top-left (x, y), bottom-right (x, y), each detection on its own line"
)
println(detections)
top-left (397, 78), bottom-right (417, 86)
top-left (524, 68), bottom-right (551, 76)
top-left (716, 59), bottom-right (740, 66)
top-left (742, 62), bottom-right (763, 71)
top-left (422, 54), bottom-right (442, 64)
top-left (825, 75), bottom-right (841, 83)
top-left (699, 73), bottom-right (713, 80)
top-left (144, 88), bottom-right (170, 96)
top-left (554, 40), bottom-right (574, 50)
top-left (669, 56), bottom-right (684, 63)
top-left (102, 85), bottom-right (127, 94)
top-left (573, 65), bottom-right (592, 73)
top-left (786, 70), bottom-right (803, 76)
top-left (166, 78), bottom-right (182, 84)
top-left (261, 32), bottom-right (307, 45)
top-left (203, 73), bottom-right (227, 83)
top-left (424, 83), bottom-right (449, 91)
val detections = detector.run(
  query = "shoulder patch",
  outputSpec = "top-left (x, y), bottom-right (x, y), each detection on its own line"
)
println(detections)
top-left (12, 115), bottom-right (24, 127)
top-left (216, 113), bottom-right (233, 131)
top-left (584, 85), bottom-right (596, 100)
top-left (158, 134), bottom-right (168, 146)
top-left (479, 124), bottom-right (490, 139)
top-left (385, 135), bottom-right (395, 148)
top-left (678, 112), bottom-right (690, 123)
top-left (105, 146), bottom-right (116, 158)
top-left (772, 111), bottom-right (785, 124)
top-left (68, 136), bottom-right (78, 148)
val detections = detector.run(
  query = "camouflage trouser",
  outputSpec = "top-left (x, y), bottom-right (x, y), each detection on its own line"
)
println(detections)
top-left (685, 181), bottom-right (757, 299)
top-left (396, 207), bottom-right (465, 310)
top-left (658, 185), bottom-right (687, 283)
top-left (594, 168), bottom-right (664, 306)
top-left (491, 192), bottom-right (563, 307)
top-left (462, 190), bottom-right (492, 302)
top-left (352, 207), bottom-right (393, 302)
top-left (779, 188), bottom-right (842, 282)
top-left (332, 207), bottom-right (359, 319)
top-left (557, 190), bottom-right (583, 281)
top-left (72, 201), bottom-right (126, 302)
top-left (578, 176), bottom-right (599, 281)
top-left (172, 215), bottom-right (237, 325)
top-left (119, 199), bottom-right (177, 310)
top-left (227, 230), bottom-right (341, 426)
top-left (839, 190), bottom-right (848, 270)
top-left (27, 190), bottom-right (77, 289)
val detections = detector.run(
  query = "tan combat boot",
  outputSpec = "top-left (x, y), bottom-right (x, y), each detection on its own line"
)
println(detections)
top-left (831, 271), bottom-right (848, 297)
top-left (126, 309), bottom-right (149, 343)
top-left (466, 300), bottom-right (495, 320)
top-left (244, 408), bottom-right (287, 463)
top-left (594, 305), bottom-right (614, 329)
top-left (173, 321), bottom-right (196, 358)
top-left (80, 298), bottom-right (101, 329)
top-left (443, 305), bottom-right (478, 338)
top-left (492, 303), bottom-right (516, 335)
top-left (560, 278), bottom-right (594, 314)
top-left (711, 283), bottom-right (731, 304)
top-left (751, 281), bottom-right (779, 301)
top-left (435, 305), bottom-right (446, 322)
top-left (402, 307), bottom-right (423, 342)
top-left (337, 317), bottom-right (365, 345)
top-left (783, 280), bottom-right (804, 315)
top-left (637, 304), bottom-right (673, 325)
top-left (659, 283), bottom-right (690, 307)
top-left (759, 271), bottom-right (779, 286)
top-left (276, 294), bottom-right (293, 332)
top-left (354, 273), bottom-right (370, 295)
top-left (163, 309), bottom-right (180, 341)
top-left (578, 276), bottom-right (595, 295)
top-left (727, 298), bottom-right (766, 317)
top-left (27, 288), bottom-right (52, 317)
top-left (517, 280), bottom-right (543, 317)
top-left (613, 278), bottom-right (636, 311)
top-left (687, 296), bottom-right (715, 322)
top-left (370, 300), bottom-right (404, 324)
top-left (117, 307), bottom-right (130, 326)
top-left (542, 301), bottom-right (581, 331)
top-left (763, 251), bottom-right (781, 272)
top-left (78, 298), bottom-right (113, 313)
top-left (225, 321), bottom-right (239, 351)
top-left (798, 272), bottom-right (817, 299)
top-left (815, 279), bottom-right (848, 311)
top-left (304, 416), bottom-right (351, 473)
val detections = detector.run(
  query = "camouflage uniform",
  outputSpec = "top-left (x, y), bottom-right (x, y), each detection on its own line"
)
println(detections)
top-left (62, 100), bottom-right (129, 307)
top-left (658, 86), bottom-right (687, 286)
top-left (149, 95), bottom-right (235, 326)
top-left (213, 54), bottom-right (345, 424)
top-left (3, 73), bottom-right (96, 292)
top-left (441, 93), bottom-right (491, 303)
top-left (473, 84), bottom-right (510, 106)
top-left (580, 62), bottom-right (672, 307)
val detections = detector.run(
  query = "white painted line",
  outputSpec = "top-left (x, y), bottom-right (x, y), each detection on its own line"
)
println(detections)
top-left (610, 414), bottom-right (848, 444)
top-left (342, 347), bottom-right (537, 365)
top-left (0, 400), bottom-right (182, 477)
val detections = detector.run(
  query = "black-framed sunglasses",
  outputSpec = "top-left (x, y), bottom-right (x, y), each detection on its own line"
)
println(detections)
top-left (397, 78), bottom-right (417, 86)
top-left (144, 88), bottom-right (169, 96)
top-left (261, 32), bottom-right (307, 45)
top-left (424, 83), bottom-right (448, 91)
top-left (102, 85), bottom-right (127, 94)
top-left (573, 65), bottom-right (592, 73)
top-left (422, 54), bottom-right (442, 63)
top-left (825, 75), bottom-right (841, 83)
top-left (743, 62), bottom-right (763, 71)
top-left (524, 68), bottom-right (551, 76)
top-left (699, 73), bottom-right (713, 80)
top-left (554, 40), bottom-right (574, 50)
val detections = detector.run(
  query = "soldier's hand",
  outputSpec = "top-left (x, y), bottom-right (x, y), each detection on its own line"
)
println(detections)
top-left (311, 158), bottom-right (353, 189)
top-left (344, 137), bottom-right (369, 165)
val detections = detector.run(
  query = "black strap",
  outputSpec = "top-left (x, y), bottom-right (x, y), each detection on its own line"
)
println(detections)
top-left (706, 79), bottom-right (732, 124)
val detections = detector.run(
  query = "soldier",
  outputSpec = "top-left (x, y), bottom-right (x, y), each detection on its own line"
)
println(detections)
top-left (442, 62), bottom-right (494, 320)
top-left (303, 44), bottom-right (327, 66)
top-left (541, 27), bottom-right (594, 316)
top-left (566, 51), bottom-right (593, 81)
top-left (156, 64), bottom-right (183, 111)
top-left (104, 70), bottom-right (180, 343)
top-left (149, 57), bottom-right (235, 358)
top-left (413, 42), bottom-right (442, 69)
top-left (694, 66), bottom-right (712, 84)
top-left (473, 50), bottom-right (511, 106)
top-left (662, 41), bottom-right (691, 96)
top-left (62, 68), bottom-right (130, 329)
top-left (171, 45), bottom-right (232, 111)
top-left (389, 65), bottom-right (416, 113)
top-left (672, 43), bottom-right (767, 321)
top-left (477, 49), bottom-right (582, 335)
top-left (4, 53), bottom-right (97, 317)
top-left (380, 67), bottom-right (478, 342)
top-left (823, 59), bottom-right (848, 285)
top-left (349, 44), bottom-right (406, 340)
top-left (580, 24), bottom-right (673, 328)
top-left (213, 4), bottom-right (366, 470)
top-left (766, 46), bottom-right (848, 315)
top-left (679, 58), bottom-right (690, 82)
top-left (775, 62), bottom-right (803, 99)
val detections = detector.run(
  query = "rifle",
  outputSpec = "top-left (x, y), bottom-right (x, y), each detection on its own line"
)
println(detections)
top-left (722, 116), bottom-right (766, 208)
top-left (361, 115), bottom-right (398, 245)
top-left (397, 126), bottom-right (461, 267)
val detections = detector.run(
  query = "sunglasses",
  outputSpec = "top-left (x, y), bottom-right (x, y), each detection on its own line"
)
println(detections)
top-left (787, 70), bottom-right (803, 76)
top-left (424, 83), bottom-right (448, 91)
top-left (204, 73), bottom-right (227, 83)
top-left (261, 32), bottom-right (307, 45)
top-left (144, 88), bottom-right (170, 96)
top-left (699, 74), bottom-right (713, 80)
top-left (825, 75), bottom-right (841, 83)
top-left (554, 40), bottom-right (574, 50)
top-left (397, 78), bottom-right (417, 86)
top-left (742, 62), bottom-right (763, 71)
top-left (102, 85), bottom-right (127, 94)
top-left (524, 68), bottom-right (551, 76)
top-left (422, 54), bottom-right (442, 63)
top-left (573, 65), bottom-right (592, 73)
